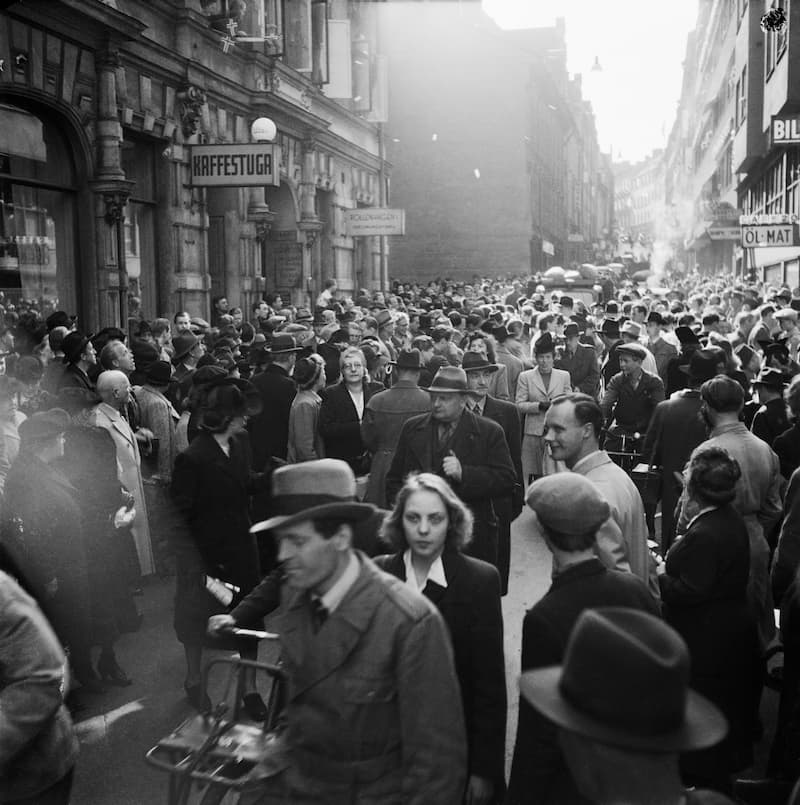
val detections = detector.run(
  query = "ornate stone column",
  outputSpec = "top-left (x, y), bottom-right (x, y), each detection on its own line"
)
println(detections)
top-left (89, 45), bottom-right (134, 329)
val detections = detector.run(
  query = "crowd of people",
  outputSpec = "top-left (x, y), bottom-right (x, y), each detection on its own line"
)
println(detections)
top-left (6, 269), bottom-right (800, 802)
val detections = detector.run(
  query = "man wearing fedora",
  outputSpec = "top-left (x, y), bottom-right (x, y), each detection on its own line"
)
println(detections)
top-left (750, 366), bottom-right (790, 448)
top-left (642, 349), bottom-right (719, 553)
top-left (169, 331), bottom-right (206, 410)
top-left (519, 607), bottom-right (734, 805)
top-left (210, 459), bottom-right (468, 804)
top-left (598, 317), bottom-right (623, 393)
top-left (247, 333), bottom-right (302, 471)
top-left (645, 311), bottom-right (678, 386)
top-left (555, 322), bottom-right (599, 398)
top-left (508, 475), bottom-right (659, 805)
top-left (360, 348), bottom-right (431, 508)
top-left (462, 351), bottom-right (524, 595)
top-left (58, 331), bottom-right (97, 392)
top-left (665, 326), bottom-right (702, 397)
top-left (620, 320), bottom-right (659, 376)
top-left (386, 366), bottom-right (516, 569)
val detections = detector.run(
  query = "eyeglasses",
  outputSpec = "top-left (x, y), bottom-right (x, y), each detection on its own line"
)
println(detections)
top-left (344, 363), bottom-right (363, 370)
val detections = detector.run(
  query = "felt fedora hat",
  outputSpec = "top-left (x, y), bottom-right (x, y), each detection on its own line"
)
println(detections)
top-left (172, 332), bottom-right (201, 362)
top-left (18, 407), bottom-right (71, 443)
top-left (267, 333), bottom-right (303, 354)
top-left (461, 351), bottom-right (499, 374)
top-left (679, 349), bottom-right (720, 383)
top-left (61, 331), bottom-right (93, 364)
top-left (391, 348), bottom-right (424, 370)
top-left (424, 365), bottom-right (469, 393)
top-left (251, 459), bottom-right (376, 533)
top-left (599, 318), bottom-right (620, 337)
top-left (519, 607), bottom-right (728, 753)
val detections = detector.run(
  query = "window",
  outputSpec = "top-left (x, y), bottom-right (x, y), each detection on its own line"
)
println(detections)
top-left (789, 150), bottom-right (800, 215)
top-left (0, 104), bottom-right (78, 315)
top-left (736, 66), bottom-right (747, 127)
top-left (766, 0), bottom-right (789, 76)
top-left (766, 154), bottom-right (786, 214)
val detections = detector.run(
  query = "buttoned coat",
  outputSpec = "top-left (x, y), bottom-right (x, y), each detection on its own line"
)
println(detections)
top-left (507, 558), bottom-right (659, 805)
top-left (642, 388), bottom-right (708, 550)
top-left (264, 553), bottom-right (468, 804)
top-left (572, 450), bottom-right (660, 597)
top-left (555, 342), bottom-right (600, 397)
top-left (495, 344), bottom-right (526, 402)
top-left (248, 363), bottom-right (297, 468)
top-left (515, 367), bottom-right (572, 436)
top-left (134, 384), bottom-right (180, 482)
top-left (86, 402), bottom-right (154, 576)
top-left (601, 369), bottom-right (665, 434)
top-left (287, 389), bottom-right (325, 464)
top-left (374, 550), bottom-right (506, 794)
top-left (751, 397), bottom-right (790, 449)
top-left (319, 380), bottom-right (384, 474)
top-left (361, 379), bottom-right (431, 507)
top-left (386, 410), bottom-right (516, 568)
top-left (170, 430), bottom-right (263, 646)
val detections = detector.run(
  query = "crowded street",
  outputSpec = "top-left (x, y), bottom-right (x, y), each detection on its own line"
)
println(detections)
top-left (5, 1), bottom-right (800, 804)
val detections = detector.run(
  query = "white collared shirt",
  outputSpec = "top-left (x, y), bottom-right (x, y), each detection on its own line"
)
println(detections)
top-left (317, 551), bottom-right (360, 614)
top-left (347, 387), bottom-right (365, 421)
top-left (402, 549), bottom-right (448, 593)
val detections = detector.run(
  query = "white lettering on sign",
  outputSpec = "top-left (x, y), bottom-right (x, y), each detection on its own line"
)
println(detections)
top-left (741, 224), bottom-right (799, 247)
top-left (345, 209), bottom-right (406, 236)
top-left (739, 213), bottom-right (800, 225)
top-left (773, 117), bottom-right (800, 143)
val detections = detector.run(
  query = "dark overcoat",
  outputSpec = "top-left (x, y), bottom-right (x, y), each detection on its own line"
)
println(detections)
top-left (660, 505), bottom-right (760, 781)
top-left (248, 362), bottom-right (297, 468)
top-left (318, 380), bottom-right (383, 474)
top-left (751, 397), bottom-right (790, 449)
top-left (507, 558), bottom-right (659, 805)
top-left (642, 388), bottom-right (708, 551)
top-left (374, 550), bottom-right (506, 794)
top-left (170, 430), bottom-right (263, 645)
top-left (57, 362), bottom-right (94, 392)
top-left (386, 409), bottom-right (516, 569)
top-left (555, 341), bottom-right (600, 396)
top-left (482, 395), bottom-right (524, 594)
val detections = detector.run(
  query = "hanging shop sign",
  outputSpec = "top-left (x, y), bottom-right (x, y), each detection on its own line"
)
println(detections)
top-left (345, 208), bottom-right (406, 236)
top-left (706, 224), bottom-right (741, 241)
top-left (771, 115), bottom-right (800, 145)
top-left (190, 143), bottom-right (281, 187)
top-left (741, 223), bottom-right (799, 247)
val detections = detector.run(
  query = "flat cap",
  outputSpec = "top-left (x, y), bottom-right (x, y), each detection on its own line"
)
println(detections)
top-left (616, 342), bottom-right (647, 360)
top-left (526, 474), bottom-right (610, 535)
top-left (18, 407), bottom-right (71, 443)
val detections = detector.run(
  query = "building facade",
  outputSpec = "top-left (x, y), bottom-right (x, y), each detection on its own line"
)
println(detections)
top-left (0, 0), bottom-right (389, 329)
top-left (381, 7), bottom-right (613, 283)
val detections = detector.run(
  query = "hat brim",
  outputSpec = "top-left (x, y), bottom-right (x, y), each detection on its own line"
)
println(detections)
top-left (268, 346), bottom-right (304, 354)
top-left (422, 386), bottom-right (469, 394)
top-left (462, 363), bottom-right (499, 374)
top-left (519, 667), bottom-right (728, 753)
top-left (251, 501), bottom-right (377, 534)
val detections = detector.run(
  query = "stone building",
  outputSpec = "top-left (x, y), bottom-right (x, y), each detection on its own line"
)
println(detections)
top-left (0, 0), bottom-right (389, 329)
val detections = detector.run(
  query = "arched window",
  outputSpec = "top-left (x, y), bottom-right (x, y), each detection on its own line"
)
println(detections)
top-left (0, 102), bottom-right (79, 317)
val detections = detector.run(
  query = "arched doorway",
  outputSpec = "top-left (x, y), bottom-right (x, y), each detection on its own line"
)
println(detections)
top-left (0, 101), bottom-right (83, 319)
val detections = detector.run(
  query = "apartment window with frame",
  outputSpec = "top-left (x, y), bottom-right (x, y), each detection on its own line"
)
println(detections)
top-left (766, 155), bottom-right (786, 214)
top-left (788, 151), bottom-right (800, 215)
top-left (737, 66), bottom-right (747, 127)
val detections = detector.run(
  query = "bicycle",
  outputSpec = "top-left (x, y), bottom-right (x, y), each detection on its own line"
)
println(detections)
top-left (146, 628), bottom-right (287, 805)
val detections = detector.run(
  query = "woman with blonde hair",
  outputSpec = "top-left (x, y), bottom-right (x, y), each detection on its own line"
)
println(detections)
top-left (376, 472), bottom-right (506, 804)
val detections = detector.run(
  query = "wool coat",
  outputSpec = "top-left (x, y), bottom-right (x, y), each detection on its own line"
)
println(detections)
top-left (248, 363), bottom-right (297, 468)
top-left (507, 558), bottom-right (658, 804)
top-left (360, 379), bottom-right (431, 507)
top-left (386, 410), bottom-right (516, 569)
top-left (555, 342), bottom-right (600, 397)
top-left (374, 550), bottom-right (506, 794)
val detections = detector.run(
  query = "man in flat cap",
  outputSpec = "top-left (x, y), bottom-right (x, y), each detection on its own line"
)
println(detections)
top-left (600, 341), bottom-right (664, 456)
top-left (507, 474), bottom-right (659, 805)
top-left (387, 366), bottom-right (516, 570)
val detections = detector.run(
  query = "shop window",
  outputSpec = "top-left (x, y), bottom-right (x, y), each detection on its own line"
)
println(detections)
top-left (0, 103), bottom-right (78, 316)
top-left (121, 137), bottom-right (158, 319)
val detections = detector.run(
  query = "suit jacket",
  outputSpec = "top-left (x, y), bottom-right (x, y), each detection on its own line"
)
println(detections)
top-left (600, 339), bottom-right (623, 389)
top-left (248, 363), bottom-right (297, 468)
top-left (268, 553), bottom-right (468, 803)
top-left (642, 389), bottom-right (708, 549)
top-left (515, 367), bottom-right (572, 436)
top-left (555, 342), bottom-right (599, 397)
top-left (507, 558), bottom-right (658, 805)
top-left (87, 402), bottom-right (153, 576)
top-left (495, 344), bottom-right (525, 402)
top-left (374, 551), bottom-right (506, 787)
top-left (319, 381), bottom-right (383, 472)
top-left (386, 410), bottom-right (516, 567)
top-left (57, 362), bottom-right (94, 392)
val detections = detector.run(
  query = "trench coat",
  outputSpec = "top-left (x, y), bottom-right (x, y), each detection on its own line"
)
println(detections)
top-left (170, 430), bottom-right (264, 646)
top-left (86, 402), bottom-right (154, 576)
top-left (248, 553), bottom-right (467, 804)
top-left (374, 550), bottom-right (506, 795)
top-left (386, 410), bottom-right (516, 569)
top-left (360, 379), bottom-right (431, 507)
top-left (661, 505), bottom-right (760, 781)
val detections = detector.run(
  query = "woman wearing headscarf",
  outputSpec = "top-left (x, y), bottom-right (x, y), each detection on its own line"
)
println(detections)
top-left (376, 472), bottom-right (506, 805)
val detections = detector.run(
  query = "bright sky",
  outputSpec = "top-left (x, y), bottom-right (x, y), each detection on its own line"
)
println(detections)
top-left (482, 0), bottom-right (699, 163)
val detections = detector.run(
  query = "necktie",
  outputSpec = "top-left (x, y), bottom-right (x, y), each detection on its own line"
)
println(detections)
top-left (311, 597), bottom-right (329, 632)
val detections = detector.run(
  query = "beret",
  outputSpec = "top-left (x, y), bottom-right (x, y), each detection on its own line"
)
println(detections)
top-left (526, 474), bottom-right (610, 535)
top-left (616, 342), bottom-right (647, 359)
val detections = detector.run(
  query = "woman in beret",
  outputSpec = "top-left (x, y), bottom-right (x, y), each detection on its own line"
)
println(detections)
top-left (659, 445), bottom-right (760, 793)
top-left (376, 472), bottom-right (506, 805)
